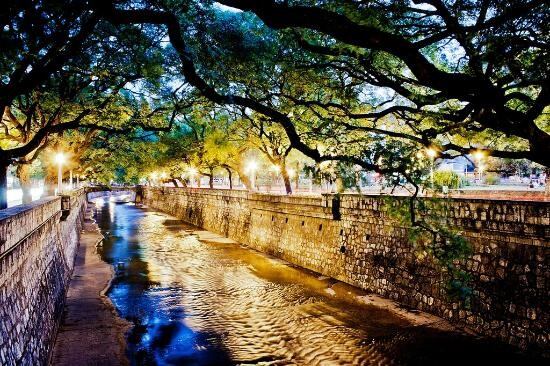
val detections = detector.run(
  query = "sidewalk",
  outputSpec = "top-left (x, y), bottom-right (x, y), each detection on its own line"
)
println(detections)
top-left (51, 205), bottom-right (130, 366)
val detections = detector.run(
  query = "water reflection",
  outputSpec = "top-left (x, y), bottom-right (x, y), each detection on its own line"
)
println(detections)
top-left (94, 201), bottom-right (546, 366)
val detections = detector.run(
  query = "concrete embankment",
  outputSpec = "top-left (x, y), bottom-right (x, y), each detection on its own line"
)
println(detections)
top-left (51, 203), bottom-right (130, 365)
top-left (142, 187), bottom-right (549, 352)
top-left (0, 191), bottom-right (87, 365)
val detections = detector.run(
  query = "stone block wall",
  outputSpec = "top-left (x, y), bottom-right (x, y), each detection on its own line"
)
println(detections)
top-left (0, 191), bottom-right (87, 365)
top-left (143, 187), bottom-right (549, 351)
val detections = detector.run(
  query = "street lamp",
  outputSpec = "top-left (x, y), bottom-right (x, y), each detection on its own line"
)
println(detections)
top-left (426, 148), bottom-right (437, 189)
top-left (473, 150), bottom-right (485, 182)
top-left (55, 153), bottom-right (65, 195)
top-left (246, 161), bottom-right (258, 190)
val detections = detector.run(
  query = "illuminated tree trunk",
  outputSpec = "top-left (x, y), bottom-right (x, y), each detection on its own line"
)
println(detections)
top-left (16, 164), bottom-right (32, 204)
top-left (281, 168), bottom-right (292, 195)
top-left (224, 166), bottom-right (233, 190)
top-left (237, 169), bottom-right (252, 190)
top-left (335, 176), bottom-right (345, 193)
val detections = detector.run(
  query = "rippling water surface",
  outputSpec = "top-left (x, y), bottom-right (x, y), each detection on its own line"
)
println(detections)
top-left (94, 200), bottom-right (545, 366)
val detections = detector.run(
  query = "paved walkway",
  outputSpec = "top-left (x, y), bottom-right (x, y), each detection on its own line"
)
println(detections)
top-left (51, 205), bottom-right (130, 366)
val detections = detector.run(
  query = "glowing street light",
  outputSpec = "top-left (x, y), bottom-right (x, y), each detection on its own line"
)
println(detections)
top-left (425, 148), bottom-right (437, 189)
top-left (473, 150), bottom-right (486, 182)
top-left (55, 152), bottom-right (65, 195)
top-left (246, 161), bottom-right (258, 190)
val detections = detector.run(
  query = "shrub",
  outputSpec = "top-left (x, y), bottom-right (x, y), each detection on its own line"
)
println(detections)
top-left (433, 170), bottom-right (462, 191)
top-left (484, 173), bottom-right (500, 185)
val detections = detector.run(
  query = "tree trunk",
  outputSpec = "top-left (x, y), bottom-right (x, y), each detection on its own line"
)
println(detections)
top-left (0, 160), bottom-right (8, 209)
top-left (335, 176), bottom-right (345, 193)
top-left (236, 169), bottom-right (252, 190)
top-left (225, 166), bottom-right (233, 189)
top-left (16, 164), bottom-right (32, 204)
top-left (209, 174), bottom-right (214, 189)
top-left (171, 178), bottom-right (180, 187)
top-left (281, 169), bottom-right (293, 195)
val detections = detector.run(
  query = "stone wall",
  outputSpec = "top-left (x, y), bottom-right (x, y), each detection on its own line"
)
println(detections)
top-left (0, 190), bottom-right (87, 365)
top-left (143, 187), bottom-right (549, 352)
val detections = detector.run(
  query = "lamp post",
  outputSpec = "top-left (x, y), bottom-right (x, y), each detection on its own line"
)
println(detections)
top-left (246, 161), bottom-right (258, 190)
top-left (426, 148), bottom-right (437, 189)
top-left (55, 153), bottom-right (65, 195)
top-left (473, 151), bottom-right (485, 183)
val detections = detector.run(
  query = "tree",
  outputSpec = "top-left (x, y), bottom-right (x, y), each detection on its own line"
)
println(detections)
top-left (216, 0), bottom-right (549, 163)
top-left (233, 115), bottom-right (294, 193)
top-left (0, 2), bottom-right (171, 207)
top-left (92, 0), bottom-right (548, 173)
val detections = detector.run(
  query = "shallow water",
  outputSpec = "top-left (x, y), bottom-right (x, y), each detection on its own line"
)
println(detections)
top-left (94, 200), bottom-right (545, 366)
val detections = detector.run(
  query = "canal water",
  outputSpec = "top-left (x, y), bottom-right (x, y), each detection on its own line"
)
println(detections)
top-left (94, 199), bottom-right (545, 366)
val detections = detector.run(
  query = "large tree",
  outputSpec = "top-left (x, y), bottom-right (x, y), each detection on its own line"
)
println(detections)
top-left (216, 0), bottom-right (550, 162)
top-left (0, 0), bottom-right (173, 207)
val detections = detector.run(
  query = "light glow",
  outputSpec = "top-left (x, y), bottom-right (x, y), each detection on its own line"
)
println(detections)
top-left (473, 150), bottom-right (485, 161)
top-left (55, 152), bottom-right (65, 164)
top-left (426, 148), bottom-right (437, 158)
top-left (246, 161), bottom-right (258, 173)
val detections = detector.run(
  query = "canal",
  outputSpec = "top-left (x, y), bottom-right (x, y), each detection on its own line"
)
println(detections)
top-left (93, 199), bottom-right (545, 366)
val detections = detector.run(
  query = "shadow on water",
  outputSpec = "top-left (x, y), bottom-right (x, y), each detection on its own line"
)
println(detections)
top-left (93, 200), bottom-right (547, 366)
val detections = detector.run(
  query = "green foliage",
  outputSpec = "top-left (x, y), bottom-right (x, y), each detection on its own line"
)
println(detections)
top-left (383, 196), bottom-right (473, 304)
top-left (433, 171), bottom-right (463, 191)
top-left (484, 173), bottom-right (501, 185)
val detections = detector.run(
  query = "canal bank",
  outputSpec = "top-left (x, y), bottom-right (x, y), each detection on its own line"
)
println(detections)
top-left (92, 199), bottom-right (546, 365)
top-left (0, 191), bottom-right (87, 365)
top-left (51, 203), bottom-right (130, 365)
top-left (141, 187), bottom-right (549, 353)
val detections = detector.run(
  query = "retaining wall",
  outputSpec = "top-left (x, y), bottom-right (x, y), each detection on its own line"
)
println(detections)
top-left (0, 191), bottom-right (87, 365)
top-left (143, 187), bottom-right (549, 352)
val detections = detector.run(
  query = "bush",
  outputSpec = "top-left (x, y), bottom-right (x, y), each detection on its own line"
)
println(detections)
top-left (433, 171), bottom-right (462, 191)
top-left (484, 173), bottom-right (500, 185)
